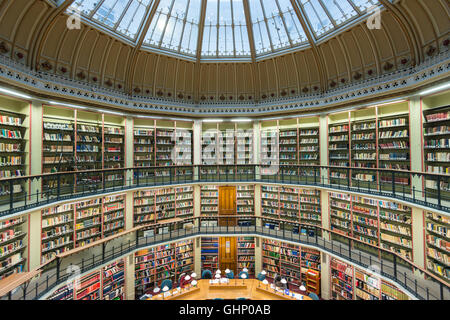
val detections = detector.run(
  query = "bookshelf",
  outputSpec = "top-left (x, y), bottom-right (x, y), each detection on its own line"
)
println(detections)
top-left (236, 185), bottom-right (254, 225)
top-left (262, 239), bottom-right (320, 290)
top-left (102, 194), bottom-right (125, 238)
top-left (278, 120), bottom-right (298, 175)
top-left (155, 124), bottom-right (175, 179)
top-left (330, 258), bottom-right (353, 300)
top-left (299, 188), bottom-right (321, 235)
top-left (328, 113), bottom-right (350, 185)
top-left (350, 109), bottom-right (377, 188)
top-left (0, 216), bottom-right (27, 280)
top-left (201, 237), bottom-right (219, 271)
top-left (133, 119), bottom-right (155, 182)
top-left (218, 124), bottom-right (235, 172)
top-left (351, 195), bottom-right (379, 251)
top-left (262, 239), bottom-right (280, 280)
top-left (201, 123), bottom-right (218, 176)
top-left (76, 271), bottom-right (101, 300)
top-left (0, 99), bottom-right (28, 202)
top-left (329, 192), bottom-right (352, 240)
top-left (377, 105), bottom-right (411, 190)
top-left (41, 203), bottom-right (74, 264)
top-left (237, 237), bottom-right (255, 275)
top-left (279, 186), bottom-right (300, 225)
top-left (261, 186), bottom-right (280, 227)
top-left (298, 117), bottom-right (320, 180)
top-left (103, 115), bottom-right (125, 186)
top-left (154, 244), bottom-right (175, 285)
top-left (102, 259), bottom-right (125, 300)
top-left (155, 188), bottom-right (176, 221)
top-left (235, 123), bottom-right (253, 167)
top-left (378, 200), bottom-right (413, 262)
top-left (133, 189), bottom-right (155, 227)
top-left (280, 242), bottom-right (301, 287)
top-left (424, 211), bottom-right (449, 281)
top-left (381, 281), bottom-right (409, 300)
top-left (42, 106), bottom-right (75, 194)
top-left (175, 186), bottom-right (194, 218)
top-left (200, 185), bottom-right (219, 220)
top-left (422, 104), bottom-right (450, 198)
top-left (74, 198), bottom-right (103, 248)
top-left (135, 248), bottom-right (156, 296)
top-left (175, 239), bottom-right (194, 277)
top-left (355, 267), bottom-right (380, 300)
top-left (260, 121), bottom-right (278, 178)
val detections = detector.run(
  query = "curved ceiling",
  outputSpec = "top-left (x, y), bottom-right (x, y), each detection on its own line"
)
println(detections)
top-left (68, 0), bottom-right (383, 61)
top-left (0, 0), bottom-right (448, 104)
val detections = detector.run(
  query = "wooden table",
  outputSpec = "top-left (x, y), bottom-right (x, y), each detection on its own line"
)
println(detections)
top-left (148, 279), bottom-right (312, 300)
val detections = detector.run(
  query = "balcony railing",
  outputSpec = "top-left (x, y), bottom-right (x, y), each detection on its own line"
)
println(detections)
top-left (1, 216), bottom-right (449, 300)
top-left (0, 165), bottom-right (448, 219)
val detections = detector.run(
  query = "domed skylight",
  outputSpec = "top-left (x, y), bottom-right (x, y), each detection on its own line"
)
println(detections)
top-left (68, 0), bottom-right (382, 61)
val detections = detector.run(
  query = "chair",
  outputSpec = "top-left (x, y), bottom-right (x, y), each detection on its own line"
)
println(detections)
top-left (226, 271), bottom-right (234, 279)
top-left (256, 272), bottom-right (266, 281)
top-left (308, 292), bottom-right (320, 300)
top-left (202, 270), bottom-right (212, 279)
top-left (160, 279), bottom-right (173, 291)
top-left (274, 274), bottom-right (288, 290)
top-left (238, 271), bottom-right (249, 279)
top-left (178, 273), bottom-right (186, 287)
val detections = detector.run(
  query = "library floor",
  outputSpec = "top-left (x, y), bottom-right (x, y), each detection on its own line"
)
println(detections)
top-left (11, 226), bottom-right (447, 300)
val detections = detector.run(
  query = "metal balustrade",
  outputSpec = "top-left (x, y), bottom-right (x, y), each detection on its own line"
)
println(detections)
top-left (0, 165), bottom-right (448, 219)
top-left (1, 216), bottom-right (449, 301)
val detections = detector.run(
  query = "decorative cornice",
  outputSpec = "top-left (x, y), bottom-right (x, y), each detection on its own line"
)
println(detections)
top-left (0, 51), bottom-right (448, 116)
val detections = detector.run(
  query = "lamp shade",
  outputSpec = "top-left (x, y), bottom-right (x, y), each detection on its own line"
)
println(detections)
top-left (216, 270), bottom-right (221, 274)
top-left (262, 280), bottom-right (269, 285)
top-left (184, 275), bottom-right (191, 281)
top-left (240, 273), bottom-right (247, 279)
top-left (191, 272), bottom-right (197, 278)
top-left (215, 274), bottom-right (221, 279)
top-left (299, 285), bottom-right (306, 291)
top-left (242, 268), bottom-right (248, 273)
top-left (261, 270), bottom-right (267, 275)
top-left (191, 280), bottom-right (197, 286)
top-left (281, 279), bottom-right (287, 284)
top-left (162, 286), bottom-right (169, 292)
top-left (153, 287), bottom-right (160, 294)
top-left (225, 269), bottom-right (230, 274)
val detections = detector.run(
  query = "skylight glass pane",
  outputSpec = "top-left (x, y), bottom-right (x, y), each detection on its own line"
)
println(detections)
top-left (93, 0), bottom-right (129, 27)
top-left (249, 0), bottom-right (307, 55)
top-left (299, 0), bottom-right (333, 37)
top-left (351, 0), bottom-right (379, 11)
top-left (70, 0), bottom-right (99, 16)
top-left (143, 0), bottom-right (201, 56)
top-left (202, 0), bottom-right (251, 58)
top-left (321, 0), bottom-right (357, 25)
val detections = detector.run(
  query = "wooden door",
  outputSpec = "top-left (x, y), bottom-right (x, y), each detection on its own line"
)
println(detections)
top-left (218, 186), bottom-right (237, 226)
top-left (219, 237), bottom-right (237, 275)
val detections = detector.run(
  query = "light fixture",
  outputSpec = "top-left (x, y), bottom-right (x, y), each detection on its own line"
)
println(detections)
top-left (242, 268), bottom-right (248, 273)
top-left (203, 119), bottom-right (223, 123)
top-left (225, 269), bottom-right (230, 274)
top-left (191, 280), bottom-right (197, 287)
top-left (299, 285), bottom-right (306, 292)
top-left (262, 279), bottom-right (269, 289)
top-left (48, 101), bottom-right (87, 109)
top-left (216, 269), bottom-right (221, 274)
top-left (261, 270), bottom-right (267, 275)
top-left (162, 286), bottom-right (169, 300)
top-left (153, 287), bottom-right (160, 296)
top-left (231, 118), bottom-right (252, 122)
top-left (0, 87), bottom-right (32, 100)
top-left (191, 272), bottom-right (197, 279)
top-left (185, 275), bottom-right (191, 282)
top-left (281, 279), bottom-right (287, 295)
top-left (420, 82), bottom-right (450, 96)
top-left (240, 272), bottom-right (247, 285)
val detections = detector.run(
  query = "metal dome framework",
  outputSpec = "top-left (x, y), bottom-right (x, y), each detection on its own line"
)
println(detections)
top-left (68, 0), bottom-right (384, 62)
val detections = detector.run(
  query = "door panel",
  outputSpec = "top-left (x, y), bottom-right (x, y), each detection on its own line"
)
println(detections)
top-left (219, 237), bottom-right (237, 275)
top-left (219, 186), bottom-right (236, 226)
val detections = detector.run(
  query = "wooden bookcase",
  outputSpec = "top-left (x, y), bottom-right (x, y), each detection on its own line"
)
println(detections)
top-left (103, 114), bottom-right (125, 186)
top-left (200, 185), bottom-right (219, 222)
top-left (237, 237), bottom-right (255, 275)
top-left (355, 267), bottom-right (380, 300)
top-left (47, 258), bottom-right (126, 300)
top-left (0, 96), bottom-right (29, 202)
top-left (424, 211), bottom-right (449, 281)
top-left (422, 91), bottom-right (450, 200)
top-left (328, 112), bottom-right (350, 184)
top-left (0, 216), bottom-right (27, 280)
top-left (201, 237), bottom-right (219, 271)
top-left (298, 117), bottom-right (320, 179)
top-left (330, 258), bottom-right (353, 300)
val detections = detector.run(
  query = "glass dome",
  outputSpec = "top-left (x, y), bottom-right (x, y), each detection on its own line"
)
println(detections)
top-left (68, 0), bottom-right (382, 61)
